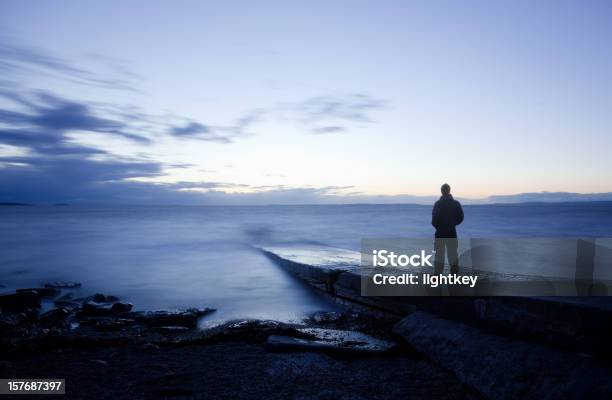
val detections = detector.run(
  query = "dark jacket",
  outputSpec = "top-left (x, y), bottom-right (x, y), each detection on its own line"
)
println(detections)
top-left (432, 194), bottom-right (464, 238)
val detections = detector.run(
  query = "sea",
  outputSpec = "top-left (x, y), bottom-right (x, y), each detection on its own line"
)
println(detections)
top-left (1, 203), bottom-right (612, 325)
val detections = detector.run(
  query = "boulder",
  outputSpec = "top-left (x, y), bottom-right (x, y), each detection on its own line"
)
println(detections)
top-left (110, 302), bottom-right (133, 314)
top-left (54, 299), bottom-right (81, 309)
top-left (91, 293), bottom-right (118, 303)
top-left (152, 326), bottom-right (191, 334)
top-left (78, 302), bottom-right (113, 317)
top-left (17, 287), bottom-right (60, 299)
top-left (78, 301), bottom-right (133, 318)
top-left (0, 291), bottom-right (41, 314)
top-left (44, 281), bottom-right (82, 289)
top-left (202, 319), bottom-right (309, 343)
top-left (0, 313), bottom-right (29, 331)
top-left (266, 327), bottom-right (395, 355)
top-left (132, 308), bottom-right (214, 328)
top-left (39, 307), bottom-right (71, 323)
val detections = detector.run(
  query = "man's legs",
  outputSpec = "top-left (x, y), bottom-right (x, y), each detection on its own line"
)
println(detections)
top-left (448, 238), bottom-right (459, 274)
top-left (434, 238), bottom-right (446, 274)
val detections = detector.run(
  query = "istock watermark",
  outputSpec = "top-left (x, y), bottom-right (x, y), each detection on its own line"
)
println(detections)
top-left (360, 238), bottom-right (612, 296)
top-left (372, 249), bottom-right (434, 267)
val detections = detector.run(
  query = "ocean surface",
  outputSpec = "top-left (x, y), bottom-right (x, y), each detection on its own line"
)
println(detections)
top-left (1, 203), bottom-right (612, 325)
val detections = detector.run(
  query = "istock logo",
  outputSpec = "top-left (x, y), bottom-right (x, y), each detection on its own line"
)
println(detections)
top-left (372, 249), bottom-right (434, 267)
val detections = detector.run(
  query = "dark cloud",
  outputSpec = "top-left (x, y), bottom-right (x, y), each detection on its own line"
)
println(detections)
top-left (168, 109), bottom-right (264, 143)
top-left (0, 90), bottom-right (152, 147)
top-left (297, 94), bottom-right (385, 123)
top-left (170, 122), bottom-right (210, 137)
top-left (311, 126), bottom-right (346, 134)
top-left (168, 121), bottom-right (231, 143)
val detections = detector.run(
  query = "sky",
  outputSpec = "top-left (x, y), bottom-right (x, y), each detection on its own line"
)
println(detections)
top-left (1, 0), bottom-right (611, 204)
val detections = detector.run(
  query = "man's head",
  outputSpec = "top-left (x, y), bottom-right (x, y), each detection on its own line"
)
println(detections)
top-left (441, 183), bottom-right (451, 195)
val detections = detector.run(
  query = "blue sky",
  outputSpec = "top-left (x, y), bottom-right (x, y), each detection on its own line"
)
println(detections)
top-left (1, 0), bottom-right (611, 204)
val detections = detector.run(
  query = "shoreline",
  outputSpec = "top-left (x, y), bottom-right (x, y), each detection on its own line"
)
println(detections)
top-left (1, 283), bottom-right (482, 400)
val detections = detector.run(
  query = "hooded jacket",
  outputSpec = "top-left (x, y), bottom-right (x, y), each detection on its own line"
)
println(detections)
top-left (431, 194), bottom-right (464, 238)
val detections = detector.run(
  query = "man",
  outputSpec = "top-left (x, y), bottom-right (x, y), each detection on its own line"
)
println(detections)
top-left (431, 183), bottom-right (464, 274)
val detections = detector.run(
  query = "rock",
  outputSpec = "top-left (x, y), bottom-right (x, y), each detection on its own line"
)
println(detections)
top-left (202, 319), bottom-right (310, 343)
top-left (92, 293), bottom-right (109, 303)
top-left (79, 302), bottom-right (111, 317)
top-left (132, 308), bottom-right (214, 328)
top-left (110, 302), bottom-right (132, 314)
top-left (17, 287), bottom-right (60, 299)
top-left (77, 301), bottom-right (133, 318)
top-left (393, 311), bottom-right (612, 400)
top-left (54, 299), bottom-right (81, 309)
top-left (44, 281), bottom-right (81, 289)
top-left (90, 359), bottom-right (108, 367)
top-left (83, 317), bottom-right (136, 332)
top-left (0, 313), bottom-right (29, 331)
top-left (0, 291), bottom-right (41, 314)
top-left (39, 308), bottom-right (71, 326)
top-left (311, 311), bottom-right (342, 323)
top-left (266, 328), bottom-right (395, 355)
top-left (152, 326), bottom-right (191, 334)
top-left (141, 342), bottom-right (160, 352)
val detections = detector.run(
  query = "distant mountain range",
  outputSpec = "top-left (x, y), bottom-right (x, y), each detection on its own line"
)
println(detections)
top-left (2, 192), bottom-right (612, 206)
top-left (481, 192), bottom-right (612, 204)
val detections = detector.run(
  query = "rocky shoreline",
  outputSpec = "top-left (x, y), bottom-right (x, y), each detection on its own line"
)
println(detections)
top-left (1, 282), bottom-right (485, 399)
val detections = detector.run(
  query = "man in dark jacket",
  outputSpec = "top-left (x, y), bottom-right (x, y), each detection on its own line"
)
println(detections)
top-left (432, 184), bottom-right (464, 274)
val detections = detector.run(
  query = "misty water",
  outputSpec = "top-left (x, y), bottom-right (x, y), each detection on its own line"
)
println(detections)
top-left (2, 203), bottom-right (612, 325)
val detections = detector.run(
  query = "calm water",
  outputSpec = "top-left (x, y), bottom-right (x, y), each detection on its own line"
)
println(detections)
top-left (1, 203), bottom-right (612, 324)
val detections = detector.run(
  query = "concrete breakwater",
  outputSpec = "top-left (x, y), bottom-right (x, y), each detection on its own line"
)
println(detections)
top-left (261, 243), bottom-right (612, 400)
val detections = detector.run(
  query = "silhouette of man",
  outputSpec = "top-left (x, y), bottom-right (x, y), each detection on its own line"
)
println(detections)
top-left (432, 183), bottom-right (464, 274)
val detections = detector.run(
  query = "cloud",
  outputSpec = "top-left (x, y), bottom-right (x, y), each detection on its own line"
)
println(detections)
top-left (281, 93), bottom-right (385, 134)
top-left (169, 122), bottom-right (210, 137)
top-left (0, 90), bottom-right (152, 152)
top-left (168, 109), bottom-right (265, 143)
top-left (0, 41), bottom-right (139, 92)
top-left (0, 41), bottom-right (395, 205)
top-left (311, 126), bottom-right (346, 134)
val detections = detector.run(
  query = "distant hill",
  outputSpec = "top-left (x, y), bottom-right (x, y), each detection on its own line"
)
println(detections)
top-left (484, 192), bottom-right (612, 204)
top-left (0, 202), bottom-right (32, 206)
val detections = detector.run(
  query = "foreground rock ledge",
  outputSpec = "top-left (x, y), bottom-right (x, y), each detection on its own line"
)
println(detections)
top-left (393, 311), bottom-right (612, 400)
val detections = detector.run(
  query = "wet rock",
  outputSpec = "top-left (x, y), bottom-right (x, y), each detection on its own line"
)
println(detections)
top-left (92, 293), bottom-right (114, 303)
top-left (90, 359), bottom-right (108, 367)
top-left (54, 299), bottom-right (81, 309)
top-left (110, 302), bottom-right (133, 314)
top-left (311, 311), bottom-right (343, 323)
top-left (202, 319), bottom-right (314, 343)
top-left (39, 308), bottom-right (71, 326)
top-left (0, 291), bottom-right (41, 314)
top-left (0, 313), bottom-right (29, 331)
top-left (266, 328), bottom-right (395, 355)
top-left (141, 342), bottom-right (160, 352)
top-left (17, 287), bottom-right (60, 299)
top-left (80, 317), bottom-right (136, 332)
top-left (78, 301), bottom-right (133, 318)
top-left (44, 281), bottom-right (82, 289)
top-left (152, 326), bottom-right (191, 334)
top-left (78, 302), bottom-right (113, 317)
top-left (132, 308), bottom-right (214, 328)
